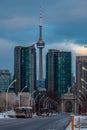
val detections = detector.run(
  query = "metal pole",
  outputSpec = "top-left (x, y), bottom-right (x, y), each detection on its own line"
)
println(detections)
top-left (78, 117), bottom-right (80, 130)
top-left (30, 90), bottom-right (36, 107)
top-left (71, 115), bottom-right (74, 130)
top-left (33, 100), bottom-right (35, 113)
top-left (6, 92), bottom-right (7, 111)
top-left (39, 95), bottom-right (45, 115)
top-left (19, 86), bottom-right (27, 107)
top-left (33, 93), bottom-right (41, 113)
top-left (19, 93), bottom-right (20, 107)
top-left (6, 79), bottom-right (16, 111)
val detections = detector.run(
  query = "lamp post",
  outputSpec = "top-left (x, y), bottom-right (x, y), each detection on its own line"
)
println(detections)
top-left (19, 86), bottom-right (27, 107)
top-left (79, 95), bottom-right (84, 102)
top-left (82, 66), bottom-right (87, 89)
top-left (78, 98), bottom-right (82, 106)
top-left (45, 98), bottom-right (50, 108)
top-left (6, 79), bottom-right (16, 111)
top-left (81, 78), bottom-right (87, 84)
top-left (82, 66), bottom-right (87, 71)
top-left (43, 97), bottom-right (49, 107)
top-left (81, 78), bottom-right (87, 92)
top-left (33, 93), bottom-right (41, 113)
top-left (29, 90), bottom-right (37, 107)
top-left (79, 90), bottom-right (86, 100)
top-left (78, 89), bottom-right (86, 113)
top-left (39, 95), bottom-right (45, 114)
top-left (82, 85), bottom-right (86, 90)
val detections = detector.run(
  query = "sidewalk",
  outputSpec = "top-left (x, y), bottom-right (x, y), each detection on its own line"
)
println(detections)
top-left (66, 115), bottom-right (87, 130)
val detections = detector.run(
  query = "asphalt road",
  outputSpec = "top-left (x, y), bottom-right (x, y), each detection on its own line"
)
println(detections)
top-left (0, 113), bottom-right (71, 130)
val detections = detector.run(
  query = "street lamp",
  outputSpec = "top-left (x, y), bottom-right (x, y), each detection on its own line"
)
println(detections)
top-left (29, 90), bottom-right (37, 107)
top-left (78, 98), bottom-right (83, 109)
top-left (6, 79), bottom-right (16, 111)
top-left (81, 78), bottom-right (87, 84)
top-left (45, 98), bottom-right (50, 108)
top-left (82, 85), bottom-right (86, 90)
top-left (43, 97), bottom-right (49, 107)
top-left (79, 95), bottom-right (84, 102)
top-left (81, 78), bottom-right (87, 94)
top-left (82, 66), bottom-right (87, 71)
top-left (30, 91), bottom-right (36, 97)
top-left (81, 66), bottom-right (87, 88)
top-left (39, 95), bottom-right (45, 114)
top-left (19, 86), bottom-right (27, 107)
top-left (33, 93), bottom-right (41, 113)
top-left (79, 90), bottom-right (86, 100)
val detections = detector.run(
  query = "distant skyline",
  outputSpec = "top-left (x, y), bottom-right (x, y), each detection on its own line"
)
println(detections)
top-left (0, 0), bottom-right (87, 77)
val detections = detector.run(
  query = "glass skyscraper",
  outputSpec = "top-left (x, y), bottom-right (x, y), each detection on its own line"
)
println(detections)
top-left (14, 45), bottom-right (36, 94)
top-left (46, 49), bottom-right (71, 99)
top-left (0, 70), bottom-right (12, 92)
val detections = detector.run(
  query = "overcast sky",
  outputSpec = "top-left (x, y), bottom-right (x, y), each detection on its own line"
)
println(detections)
top-left (0, 0), bottom-right (87, 77)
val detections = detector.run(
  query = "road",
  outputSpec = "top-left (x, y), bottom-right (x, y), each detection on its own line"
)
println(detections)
top-left (0, 113), bottom-right (71, 130)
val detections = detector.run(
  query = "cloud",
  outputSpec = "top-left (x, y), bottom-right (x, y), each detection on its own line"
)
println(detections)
top-left (0, 38), bottom-right (18, 73)
top-left (44, 0), bottom-right (87, 24)
top-left (0, 17), bottom-right (38, 30)
top-left (75, 47), bottom-right (87, 55)
top-left (0, 38), bottom-right (17, 54)
top-left (45, 41), bottom-right (85, 53)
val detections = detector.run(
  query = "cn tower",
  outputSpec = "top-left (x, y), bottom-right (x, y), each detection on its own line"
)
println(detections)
top-left (36, 11), bottom-right (45, 80)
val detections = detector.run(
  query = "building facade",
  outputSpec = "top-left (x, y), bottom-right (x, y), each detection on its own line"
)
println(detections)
top-left (76, 56), bottom-right (87, 100)
top-left (14, 45), bottom-right (36, 94)
top-left (46, 49), bottom-right (71, 99)
top-left (0, 70), bottom-right (12, 92)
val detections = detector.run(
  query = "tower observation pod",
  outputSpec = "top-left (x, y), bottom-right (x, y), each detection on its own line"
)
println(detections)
top-left (36, 9), bottom-right (45, 80)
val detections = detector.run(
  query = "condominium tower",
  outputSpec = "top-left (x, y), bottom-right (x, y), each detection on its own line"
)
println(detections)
top-left (14, 45), bottom-right (36, 94)
top-left (0, 70), bottom-right (12, 92)
top-left (76, 56), bottom-right (87, 100)
top-left (46, 49), bottom-right (71, 98)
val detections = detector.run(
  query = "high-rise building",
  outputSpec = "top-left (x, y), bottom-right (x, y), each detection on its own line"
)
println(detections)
top-left (14, 45), bottom-right (36, 94)
top-left (46, 49), bottom-right (71, 98)
top-left (76, 56), bottom-right (87, 99)
top-left (0, 70), bottom-right (12, 92)
top-left (36, 11), bottom-right (45, 80)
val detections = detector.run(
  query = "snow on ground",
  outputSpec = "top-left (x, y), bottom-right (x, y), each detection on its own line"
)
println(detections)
top-left (0, 110), bottom-right (16, 118)
top-left (0, 112), bottom-right (9, 118)
top-left (66, 114), bottom-right (87, 130)
top-left (0, 111), bottom-right (38, 118)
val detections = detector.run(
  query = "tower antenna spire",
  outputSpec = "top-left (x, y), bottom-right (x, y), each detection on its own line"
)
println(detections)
top-left (36, 6), bottom-right (45, 80)
top-left (40, 6), bottom-right (42, 26)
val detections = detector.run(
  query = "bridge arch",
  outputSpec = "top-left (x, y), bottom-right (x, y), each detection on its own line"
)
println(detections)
top-left (61, 93), bottom-right (77, 113)
top-left (64, 100), bottom-right (73, 112)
